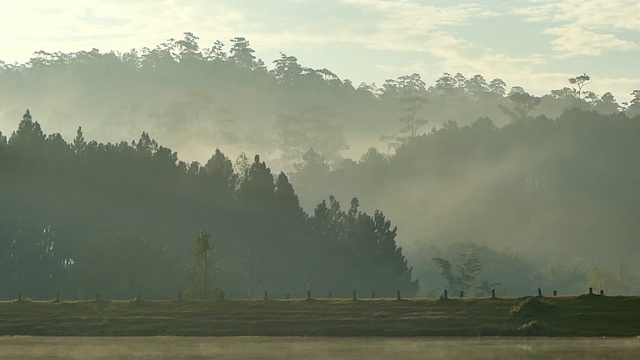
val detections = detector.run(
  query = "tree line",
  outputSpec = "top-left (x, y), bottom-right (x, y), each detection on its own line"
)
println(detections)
top-left (1, 32), bottom-right (639, 168)
top-left (2, 33), bottom-right (639, 297)
top-left (291, 108), bottom-right (640, 295)
top-left (0, 110), bottom-right (418, 300)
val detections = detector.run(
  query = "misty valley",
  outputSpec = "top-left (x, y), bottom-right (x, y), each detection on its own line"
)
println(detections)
top-left (1, 33), bottom-right (639, 303)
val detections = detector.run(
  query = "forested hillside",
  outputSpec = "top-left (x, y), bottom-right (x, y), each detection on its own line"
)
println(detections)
top-left (1, 33), bottom-right (639, 168)
top-left (1, 34), bottom-right (639, 298)
top-left (0, 111), bottom-right (417, 300)
top-left (291, 109), bottom-right (640, 296)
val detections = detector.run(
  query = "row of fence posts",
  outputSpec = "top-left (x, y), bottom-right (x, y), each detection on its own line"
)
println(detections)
top-left (443, 289), bottom-right (499, 299)
top-left (260, 289), bottom-right (404, 301)
top-left (10, 287), bottom-right (610, 302)
top-left (440, 287), bottom-right (608, 299)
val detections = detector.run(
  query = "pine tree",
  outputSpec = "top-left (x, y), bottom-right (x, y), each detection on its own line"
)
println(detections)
top-left (72, 126), bottom-right (86, 155)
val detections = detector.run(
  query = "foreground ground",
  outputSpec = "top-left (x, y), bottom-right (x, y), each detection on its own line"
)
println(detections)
top-left (2, 337), bottom-right (640, 360)
top-left (0, 295), bottom-right (638, 336)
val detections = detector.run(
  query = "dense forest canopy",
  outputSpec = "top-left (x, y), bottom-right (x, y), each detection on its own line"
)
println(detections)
top-left (291, 110), bottom-right (640, 294)
top-left (1, 33), bottom-right (639, 298)
top-left (1, 32), bottom-right (639, 168)
top-left (0, 110), bottom-right (417, 299)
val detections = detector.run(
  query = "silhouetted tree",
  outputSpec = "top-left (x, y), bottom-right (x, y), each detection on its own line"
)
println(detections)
top-left (499, 87), bottom-right (541, 122)
top-left (228, 37), bottom-right (257, 69)
top-left (568, 73), bottom-right (591, 99)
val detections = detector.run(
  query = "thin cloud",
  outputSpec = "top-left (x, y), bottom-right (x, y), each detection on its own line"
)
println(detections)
top-left (545, 26), bottom-right (638, 58)
top-left (339, 0), bottom-right (499, 50)
top-left (0, 0), bottom-right (245, 60)
top-left (374, 61), bottom-right (430, 76)
top-left (347, 0), bottom-right (498, 30)
top-left (517, 0), bottom-right (640, 30)
top-left (515, 0), bottom-right (640, 57)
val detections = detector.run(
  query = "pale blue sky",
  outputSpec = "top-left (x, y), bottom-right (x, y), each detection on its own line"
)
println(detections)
top-left (1, 0), bottom-right (638, 101)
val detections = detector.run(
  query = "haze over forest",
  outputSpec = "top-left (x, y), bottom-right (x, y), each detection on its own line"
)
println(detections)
top-left (1, 33), bottom-right (639, 299)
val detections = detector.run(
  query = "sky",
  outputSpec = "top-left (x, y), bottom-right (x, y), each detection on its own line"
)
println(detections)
top-left (1, 0), bottom-right (639, 102)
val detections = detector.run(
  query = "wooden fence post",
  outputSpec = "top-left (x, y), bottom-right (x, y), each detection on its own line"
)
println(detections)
top-left (397, 290), bottom-right (401, 301)
top-left (491, 289), bottom-right (496, 299)
top-left (443, 290), bottom-right (448, 299)
top-left (307, 290), bottom-right (311, 300)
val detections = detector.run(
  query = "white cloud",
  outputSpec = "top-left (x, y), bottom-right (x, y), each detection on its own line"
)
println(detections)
top-left (338, 0), bottom-right (498, 50)
top-left (0, 0), bottom-right (245, 61)
top-left (518, 0), bottom-right (640, 30)
top-left (516, 0), bottom-right (640, 57)
top-left (0, 1), bottom-right (501, 63)
top-left (545, 26), bottom-right (638, 57)
top-left (346, 0), bottom-right (498, 30)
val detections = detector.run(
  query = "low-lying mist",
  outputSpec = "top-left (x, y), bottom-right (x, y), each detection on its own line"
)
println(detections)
top-left (1, 33), bottom-right (639, 297)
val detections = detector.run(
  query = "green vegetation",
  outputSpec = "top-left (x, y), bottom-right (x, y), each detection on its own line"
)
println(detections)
top-left (184, 232), bottom-right (217, 300)
top-left (0, 111), bottom-right (417, 300)
top-left (292, 109), bottom-right (640, 295)
top-left (1, 295), bottom-right (639, 337)
top-left (2, 35), bottom-right (640, 306)
top-left (1, 34), bottom-right (639, 167)
top-left (432, 247), bottom-right (483, 295)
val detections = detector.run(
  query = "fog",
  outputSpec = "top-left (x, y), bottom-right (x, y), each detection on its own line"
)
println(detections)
top-left (1, 34), bottom-right (639, 299)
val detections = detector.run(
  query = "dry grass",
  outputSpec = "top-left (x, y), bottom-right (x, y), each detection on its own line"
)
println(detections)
top-left (0, 295), bottom-right (638, 336)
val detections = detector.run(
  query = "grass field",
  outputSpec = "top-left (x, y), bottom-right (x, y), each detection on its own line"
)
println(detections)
top-left (1, 294), bottom-right (639, 337)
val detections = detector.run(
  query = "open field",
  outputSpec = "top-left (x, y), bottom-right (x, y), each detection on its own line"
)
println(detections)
top-left (1, 295), bottom-right (639, 337)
